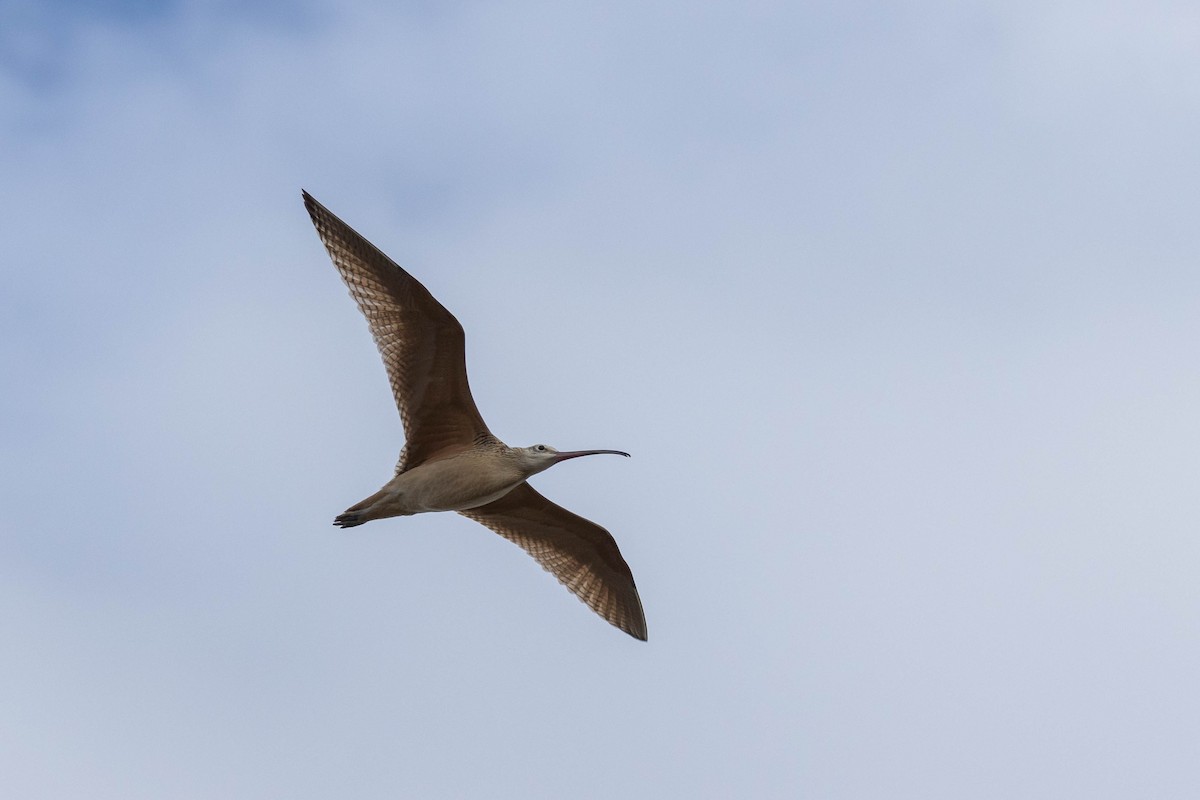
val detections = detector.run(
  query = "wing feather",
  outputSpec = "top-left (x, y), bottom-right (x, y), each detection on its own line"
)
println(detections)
top-left (459, 483), bottom-right (647, 640)
top-left (303, 191), bottom-right (495, 471)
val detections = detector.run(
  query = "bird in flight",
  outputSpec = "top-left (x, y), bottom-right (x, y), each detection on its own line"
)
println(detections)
top-left (303, 191), bottom-right (647, 640)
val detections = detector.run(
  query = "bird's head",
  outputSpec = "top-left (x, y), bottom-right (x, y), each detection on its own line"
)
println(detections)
top-left (516, 444), bottom-right (631, 476)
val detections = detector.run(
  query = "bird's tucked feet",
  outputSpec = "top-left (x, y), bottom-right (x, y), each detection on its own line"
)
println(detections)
top-left (333, 512), bottom-right (365, 528)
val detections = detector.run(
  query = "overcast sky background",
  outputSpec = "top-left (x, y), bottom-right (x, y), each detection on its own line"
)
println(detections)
top-left (4, 1), bottom-right (1200, 797)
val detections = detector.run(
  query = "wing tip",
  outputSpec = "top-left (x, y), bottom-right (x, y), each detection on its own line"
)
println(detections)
top-left (301, 188), bottom-right (321, 215)
top-left (621, 602), bottom-right (649, 641)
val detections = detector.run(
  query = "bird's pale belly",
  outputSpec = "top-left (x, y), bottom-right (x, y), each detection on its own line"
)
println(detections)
top-left (381, 454), bottom-right (524, 514)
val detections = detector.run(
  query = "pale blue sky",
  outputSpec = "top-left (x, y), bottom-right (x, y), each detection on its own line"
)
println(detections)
top-left (4, 1), bottom-right (1200, 797)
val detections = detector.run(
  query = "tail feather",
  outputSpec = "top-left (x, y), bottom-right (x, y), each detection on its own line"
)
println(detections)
top-left (334, 512), bottom-right (366, 528)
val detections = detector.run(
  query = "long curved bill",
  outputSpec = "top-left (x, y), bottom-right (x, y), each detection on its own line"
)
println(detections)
top-left (553, 449), bottom-right (631, 462)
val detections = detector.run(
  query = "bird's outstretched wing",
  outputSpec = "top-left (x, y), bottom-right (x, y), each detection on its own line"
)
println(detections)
top-left (303, 191), bottom-right (495, 472)
top-left (459, 482), bottom-right (648, 640)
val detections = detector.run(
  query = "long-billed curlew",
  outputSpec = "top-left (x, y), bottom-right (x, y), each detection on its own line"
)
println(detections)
top-left (303, 191), bottom-right (647, 640)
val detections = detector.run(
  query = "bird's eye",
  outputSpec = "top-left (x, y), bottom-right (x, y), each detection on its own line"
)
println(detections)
top-left (535, 445), bottom-right (547, 452)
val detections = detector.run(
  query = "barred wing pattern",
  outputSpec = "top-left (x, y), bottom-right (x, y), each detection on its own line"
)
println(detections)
top-left (460, 482), bottom-right (647, 640)
top-left (303, 191), bottom-right (494, 472)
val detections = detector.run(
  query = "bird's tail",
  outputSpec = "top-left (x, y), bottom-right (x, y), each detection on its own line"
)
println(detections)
top-left (333, 485), bottom-right (413, 528)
